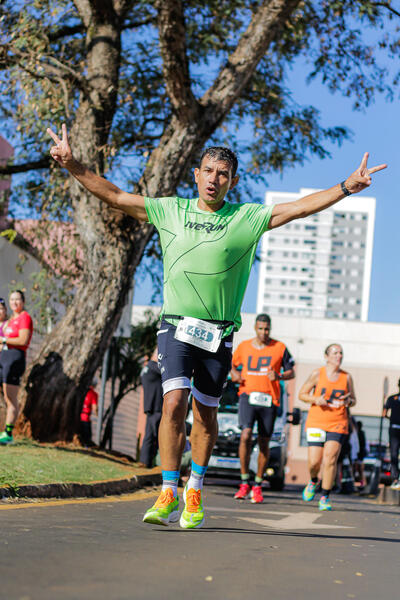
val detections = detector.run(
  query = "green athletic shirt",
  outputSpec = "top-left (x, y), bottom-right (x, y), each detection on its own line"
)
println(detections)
top-left (144, 197), bottom-right (274, 332)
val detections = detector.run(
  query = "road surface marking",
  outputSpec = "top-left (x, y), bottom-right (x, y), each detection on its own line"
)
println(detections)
top-left (237, 512), bottom-right (354, 530)
top-left (208, 507), bottom-right (353, 530)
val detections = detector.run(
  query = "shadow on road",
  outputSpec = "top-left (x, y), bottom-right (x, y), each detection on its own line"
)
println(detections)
top-left (155, 526), bottom-right (400, 544)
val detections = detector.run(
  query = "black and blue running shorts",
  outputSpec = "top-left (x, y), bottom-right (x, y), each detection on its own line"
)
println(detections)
top-left (157, 319), bottom-right (233, 407)
top-left (0, 348), bottom-right (26, 386)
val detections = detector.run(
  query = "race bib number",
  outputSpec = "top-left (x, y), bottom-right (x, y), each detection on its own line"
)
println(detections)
top-left (306, 428), bottom-right (326, 443)
top-left (248, 392), bottom-right (272, 407)
top-left (174, 317), bottom-right (222, 353)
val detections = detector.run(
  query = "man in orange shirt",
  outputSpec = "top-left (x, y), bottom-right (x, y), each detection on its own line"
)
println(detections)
top-left (231, 314), bottom-right (295, 503)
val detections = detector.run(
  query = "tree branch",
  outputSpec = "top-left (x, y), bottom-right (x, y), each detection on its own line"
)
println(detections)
top-left (0, 157), bottom-right (50, 176)
top-left (122, 15), bottom-right (156, 29)
top-left (2, 44), bottom-right (87, 94)
top-left (201, 0), bottom-right (302, 123)
top-left (47, 23), bottom-right (84, 42)
top-left (156, 0), bottom-right (199, 122)
top-left (372, 2), bottom-right (400, 18)
top-left (47, 17), bottom-right (154, 42)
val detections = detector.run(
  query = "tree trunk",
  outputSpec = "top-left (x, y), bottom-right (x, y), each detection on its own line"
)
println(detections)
top-left (18, 0), bottom-right (302, 441)
top-left (17, 3), bottom-right (147, 440)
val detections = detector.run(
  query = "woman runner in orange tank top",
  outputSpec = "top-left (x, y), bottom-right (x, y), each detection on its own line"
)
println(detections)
top-left (299, 343), bottom-right (356, 511)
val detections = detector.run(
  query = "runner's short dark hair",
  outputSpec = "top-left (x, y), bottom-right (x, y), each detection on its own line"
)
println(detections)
top-left (200, 147), bottom-right (238, 176)
top-left (255, 313), bottom-right (271, 324)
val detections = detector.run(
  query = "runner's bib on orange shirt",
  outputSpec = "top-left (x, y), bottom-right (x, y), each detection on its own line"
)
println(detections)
top-left (305, 367), bottom-right (349, 434)
top-left (232, 338), bottom-right (294, 406)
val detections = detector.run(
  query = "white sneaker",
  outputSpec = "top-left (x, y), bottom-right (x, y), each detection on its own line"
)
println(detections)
top-left (390, 480), bottom-right (400, 490)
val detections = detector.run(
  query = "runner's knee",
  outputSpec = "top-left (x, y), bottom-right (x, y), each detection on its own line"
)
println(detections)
top-left (240, 428), bottom-right (253, 444)
top-left (324, 451), bottom-right (339, 467)
top-left (192, 402), bottom-right (217, 428)
top-left (258, 436), bottom-right (270, 452)
top-left (162, 389), bottom-right (188, 423)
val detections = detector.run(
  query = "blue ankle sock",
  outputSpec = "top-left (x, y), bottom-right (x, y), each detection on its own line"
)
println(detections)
top-left (187, 461), bottom-right (208, 490)
top-left (162, 470), bottom-right (180, 497)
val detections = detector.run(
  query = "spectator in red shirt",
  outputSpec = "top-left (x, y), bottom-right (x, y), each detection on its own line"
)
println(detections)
top-left (80, 380), bottom-right (99, 447)
top-left (0, 290), bottom-right (33, 444)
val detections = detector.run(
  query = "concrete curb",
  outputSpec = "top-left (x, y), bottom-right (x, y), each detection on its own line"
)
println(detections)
top-left (0, 471), bottom-right (162, 500)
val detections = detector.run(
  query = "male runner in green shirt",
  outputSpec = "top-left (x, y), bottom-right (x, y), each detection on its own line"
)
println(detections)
top-left (48, 124), bottom-right (386, 528)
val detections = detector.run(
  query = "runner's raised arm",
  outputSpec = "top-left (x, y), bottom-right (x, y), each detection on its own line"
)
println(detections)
top-left (47, 124), bottom-right (148, 222)
top-left (268, 152), bottom-right (387, 230)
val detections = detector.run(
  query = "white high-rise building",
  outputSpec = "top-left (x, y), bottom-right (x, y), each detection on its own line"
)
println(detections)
top-left (256, 189), bottom-right (376, 321)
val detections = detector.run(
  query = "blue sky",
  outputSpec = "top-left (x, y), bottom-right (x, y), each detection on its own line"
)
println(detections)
top-left (134, 57), bottom-right (400, 324)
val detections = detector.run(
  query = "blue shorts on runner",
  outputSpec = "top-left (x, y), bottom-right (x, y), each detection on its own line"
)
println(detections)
top-left (157, 319), bottom-right (233, 407)
top-left (238, 393), bottom-right (277, 437)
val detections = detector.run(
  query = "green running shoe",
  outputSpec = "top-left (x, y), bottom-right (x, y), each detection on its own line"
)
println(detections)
top-left (319, 495), bottom-right (332, 511)
top-left (142, 488), bottom-right (179, 526)
top-left (302, 480), bottom-right (318, 502)
top-left (179, 485), bottom-right (204, 529)
top-left (0, 431), bottom-right (13, 445)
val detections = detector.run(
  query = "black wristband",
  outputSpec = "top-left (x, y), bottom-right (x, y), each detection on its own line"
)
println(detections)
top-left (341, 181), bottom-right (352, 196)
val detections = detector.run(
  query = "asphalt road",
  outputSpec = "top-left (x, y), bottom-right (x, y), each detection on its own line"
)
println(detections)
top-left (1, 482), bottom-right (399, 600)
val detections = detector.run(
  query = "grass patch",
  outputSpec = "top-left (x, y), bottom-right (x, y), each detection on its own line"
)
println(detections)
top-left (0, 438), bottom-right (140, 488)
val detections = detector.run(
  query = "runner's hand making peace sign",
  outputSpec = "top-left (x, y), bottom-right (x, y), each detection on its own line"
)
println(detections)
top-left (47, 124), bottom-right (73, 167)
top-left (344, 152), bottom-right (387, 195)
